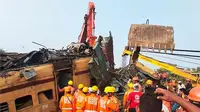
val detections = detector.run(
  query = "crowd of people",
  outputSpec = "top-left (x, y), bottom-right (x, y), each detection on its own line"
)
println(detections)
top-left (58, 75), bottom-right (200, 112)
top-left (123, 75), bottom-right (200, 112)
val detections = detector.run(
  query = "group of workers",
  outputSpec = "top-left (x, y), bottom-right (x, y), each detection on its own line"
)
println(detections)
top-left (122, 76), bottom-right (200, 112)
top-left (59, 80), bottom-right (120, 112)
top-left (58, 75), bottom-right (200, 112)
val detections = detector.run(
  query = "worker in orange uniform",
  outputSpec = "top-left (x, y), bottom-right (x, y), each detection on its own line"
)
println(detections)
top-left (109, 86), bottom-right (120, 112)
top-left (74, 84), bottom-right (84, 98)
top-left (132, 76), bottom-right (142, 92)
top-left (59, 80), bottom-right (75, 95)
top-left (98, 86), bottom-right (111, 112)
top-left (84, 85), bottom-right (99, 112)
top-left (99, 86), bottom-right (119, 112)
top-left (59, 86), bottom-right (75, 112)
top-left (123, 83), bottom-right (134, 111)
top-left (75, 87), bottom-right (89, 112)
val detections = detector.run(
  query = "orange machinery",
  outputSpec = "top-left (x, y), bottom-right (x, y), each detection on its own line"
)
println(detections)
top-left (78, 2), bottom-right (97, 47)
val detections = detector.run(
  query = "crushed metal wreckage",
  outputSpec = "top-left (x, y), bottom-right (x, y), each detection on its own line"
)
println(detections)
top-left (0, 36), bottom-right (156, 93)
top-left (0, 34), bottom-right (116, 92)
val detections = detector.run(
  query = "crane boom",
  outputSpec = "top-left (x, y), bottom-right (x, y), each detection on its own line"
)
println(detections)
top-left (138, 54), bottom-right (200, 83)
top-left (122, 49), bottom-right (200, 84)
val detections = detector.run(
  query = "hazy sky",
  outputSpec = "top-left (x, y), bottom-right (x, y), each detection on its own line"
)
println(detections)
top-left (0, 0), bottom-right (200, 69)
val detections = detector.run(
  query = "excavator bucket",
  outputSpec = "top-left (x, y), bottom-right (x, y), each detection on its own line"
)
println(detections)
top-left (128, 24), bottom-right (175, 52)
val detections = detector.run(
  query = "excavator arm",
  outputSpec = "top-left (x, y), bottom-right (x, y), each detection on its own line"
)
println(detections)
top-left (78, 2), bottom-right (97, 47)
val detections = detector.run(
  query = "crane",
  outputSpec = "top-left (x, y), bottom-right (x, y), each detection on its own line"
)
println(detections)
top-left (78, 2), bottom-right (97, 47)
top-left (122, 22), bottom-right (200, 86)
top-left (122, 50), bottom-right (200, 86)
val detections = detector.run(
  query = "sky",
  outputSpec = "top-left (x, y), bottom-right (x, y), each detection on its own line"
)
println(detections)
top-left (0, 0), bottom-right (200, 69)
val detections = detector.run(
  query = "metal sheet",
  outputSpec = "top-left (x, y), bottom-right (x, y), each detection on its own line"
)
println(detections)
top-left (101, 32), bottom-right (114, 71)
top-left (89, 40), bottom-right (112, 91)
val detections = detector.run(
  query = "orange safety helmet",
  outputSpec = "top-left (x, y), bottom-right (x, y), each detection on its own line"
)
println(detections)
top-left (188, 86), bottom-right (200, 102)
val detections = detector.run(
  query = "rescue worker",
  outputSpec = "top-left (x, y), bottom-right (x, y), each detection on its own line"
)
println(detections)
top-left (98, 86), bottom-right (110, 112)
top-left (109, 86), bottom-right (120, 112)
top-left (84, 85), bottom-right (99, 112)
top-left (82, 86), bottom-right (89, 95)
top-left (132, 76), bottom-right (142, 92)
top-left (99, 86), bottom-right (119, 112)
top-left (59, 86), bottom-right (74, 112)
top-left (123, 83), bottom-right (134, 111)
top-left (59, 80), bottom-right (75, 95)
top-left (75, 86), bottom-right (89, 112)
top-left (74, 84), bottom-right (84, 98)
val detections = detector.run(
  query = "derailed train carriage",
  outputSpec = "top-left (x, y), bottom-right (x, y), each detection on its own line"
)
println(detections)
top-left (0, 35), bottom-right (115, 112)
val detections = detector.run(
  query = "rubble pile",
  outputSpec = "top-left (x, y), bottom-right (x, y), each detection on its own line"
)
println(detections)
top-left (108, 64), bottom-right (137, 90)
top-left (0, 52), bottom-right (26, 67)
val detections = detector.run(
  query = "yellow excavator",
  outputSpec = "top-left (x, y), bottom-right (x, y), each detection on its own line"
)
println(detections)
top-left (122, 22), bottom-right (200, 86)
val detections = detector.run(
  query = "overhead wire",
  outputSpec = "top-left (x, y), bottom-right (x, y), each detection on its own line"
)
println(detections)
top-left (174, 49), bottom-right (200, 53)
top-left (141, 50), bottom-right (200, 58)
top-left (141, 50), bottom-right (200, 61)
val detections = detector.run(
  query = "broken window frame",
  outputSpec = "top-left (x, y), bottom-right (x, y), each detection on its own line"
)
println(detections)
top-left (15, 95), bottom-right (33, 111)
top-left (38, 89), bottom-right (54, 104)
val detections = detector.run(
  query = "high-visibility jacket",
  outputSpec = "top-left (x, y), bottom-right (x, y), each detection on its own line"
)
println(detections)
top-left (123, 89), bottom-right (134, 107)
top-left (59, 94), bottom-right (74, 112)
top-left (74, 90), bottom-right (83, 99)
top-left (107, 96), bottom-right (120, 112)
top-left (98, 95), bottom-right (109, 112)
top-left (75, 92), bottom-right (87, 112)
top-left (61, 86), bottom-right (75, 95)
top-left (84, 93), bottom-right (99, 112)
